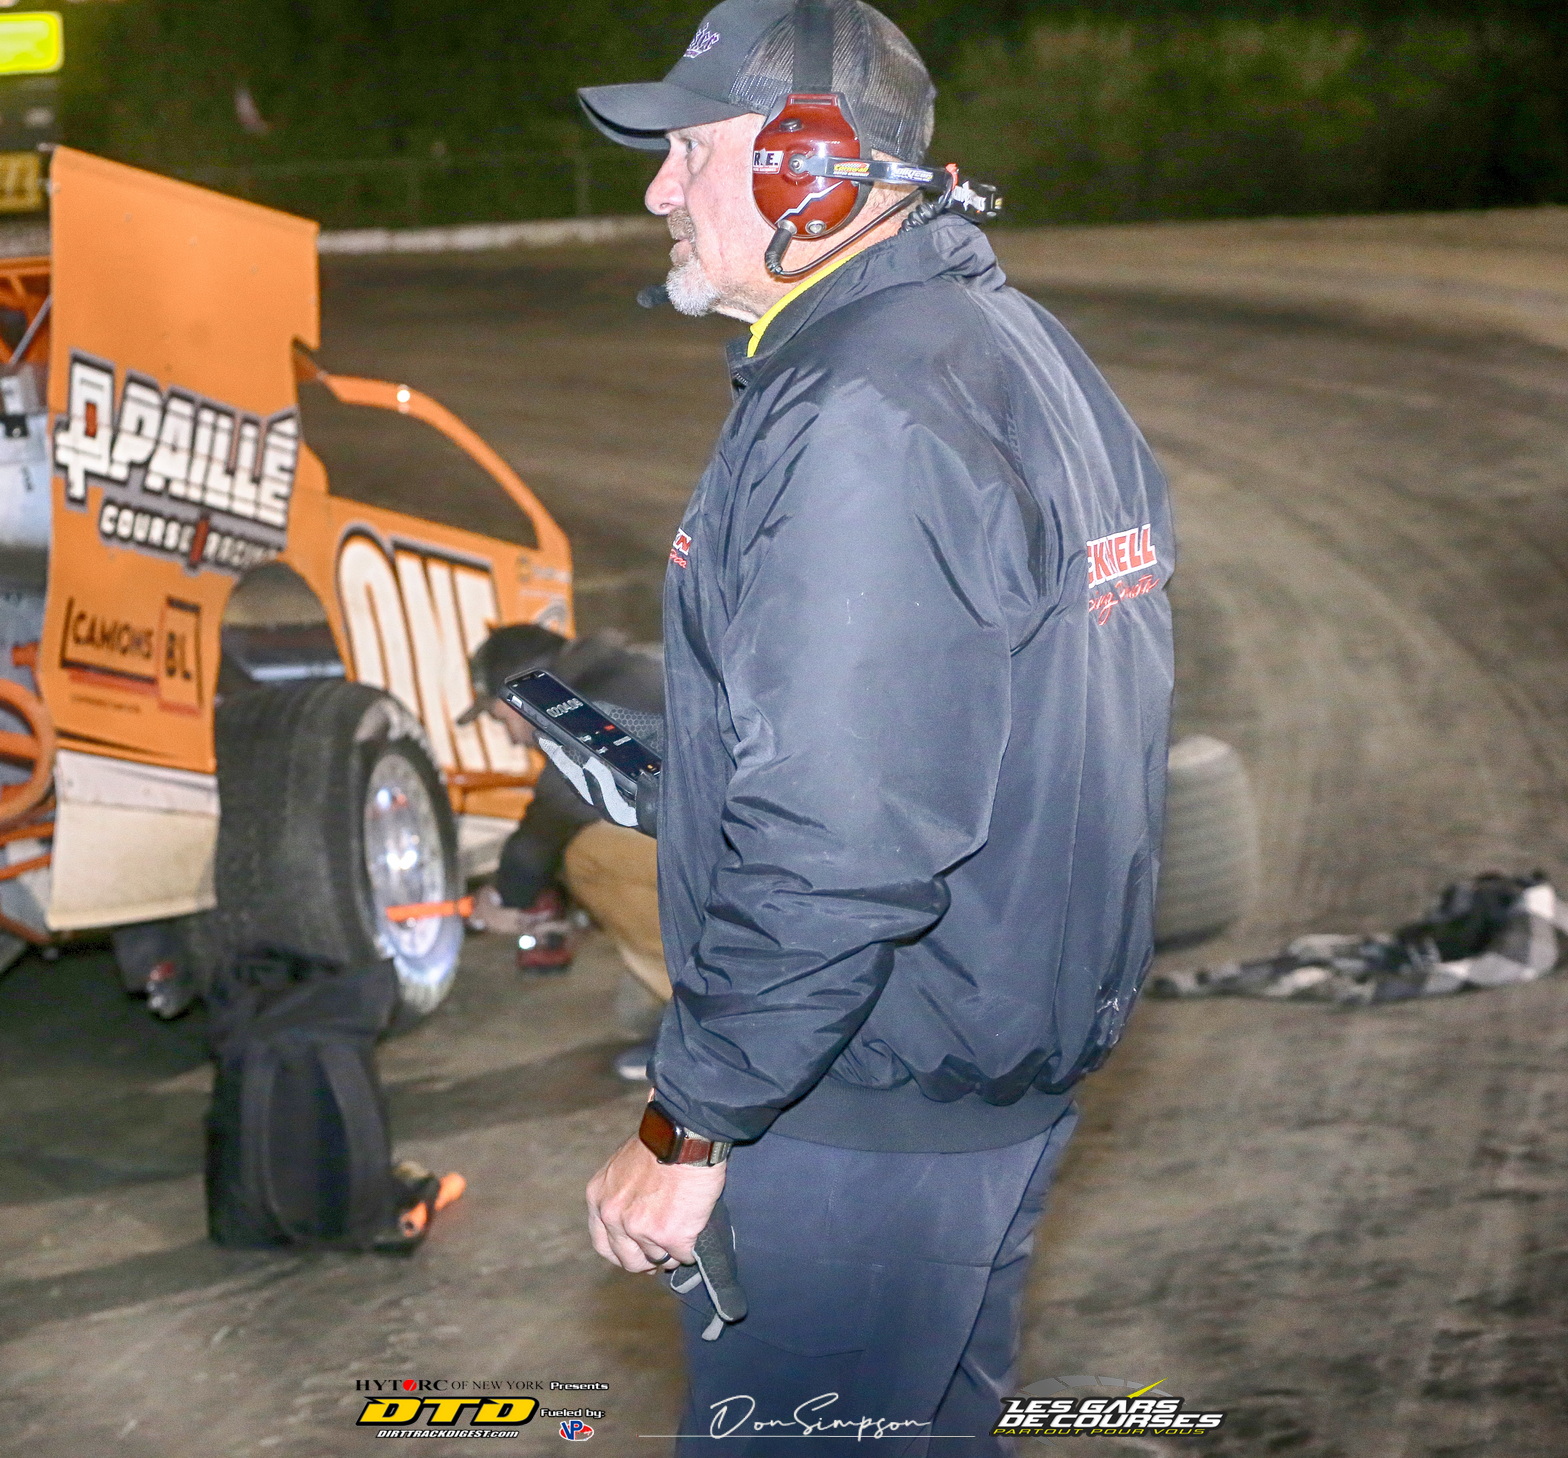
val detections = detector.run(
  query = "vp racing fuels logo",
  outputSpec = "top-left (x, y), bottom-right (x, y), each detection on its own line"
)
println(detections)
top-left (53, 351), bottom-right (299, 575)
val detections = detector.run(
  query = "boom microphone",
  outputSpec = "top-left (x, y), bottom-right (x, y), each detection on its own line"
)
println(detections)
top-left (636, 283), bottom-right (670, 309)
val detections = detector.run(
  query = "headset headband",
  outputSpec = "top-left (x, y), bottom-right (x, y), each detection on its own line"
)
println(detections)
top-left (794, 0), bottom-right (834, 95)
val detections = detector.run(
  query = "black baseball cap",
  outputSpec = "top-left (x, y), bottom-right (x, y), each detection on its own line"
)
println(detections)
top-left (578, 0), bottom-right (935, 163)
top-left (456, 623), bottom-right (568, 726)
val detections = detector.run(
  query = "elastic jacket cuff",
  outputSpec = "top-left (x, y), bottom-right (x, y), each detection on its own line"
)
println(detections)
top-left (652, 1086), bottom-right (775, 1146)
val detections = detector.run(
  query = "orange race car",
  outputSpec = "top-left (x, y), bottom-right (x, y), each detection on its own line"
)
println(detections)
top-left (0, 147), bottom-right (572, 1020)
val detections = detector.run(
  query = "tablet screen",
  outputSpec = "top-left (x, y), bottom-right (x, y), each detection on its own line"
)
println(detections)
top-left (503, 670), bottom-right (661, 785)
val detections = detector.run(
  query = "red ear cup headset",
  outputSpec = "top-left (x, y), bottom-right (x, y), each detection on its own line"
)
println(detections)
top-left (752, 0), bottom-right (1002, 281)
top-left (634, 0), bottom-right (1004, 307)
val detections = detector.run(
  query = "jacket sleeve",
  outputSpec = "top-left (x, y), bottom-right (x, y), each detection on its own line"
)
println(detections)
top-left (652, 381), bottom-right (1018, 1143)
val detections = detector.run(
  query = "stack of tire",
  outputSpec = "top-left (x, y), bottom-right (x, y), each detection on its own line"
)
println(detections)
top-left (1155, 735), bottom-right (1259, 947)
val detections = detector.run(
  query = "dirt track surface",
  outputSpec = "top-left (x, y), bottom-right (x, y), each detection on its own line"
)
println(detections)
top-left (997, 204), bottom-right (1568, 355)
top-left (3, 232), bottom-right (1568, 1454)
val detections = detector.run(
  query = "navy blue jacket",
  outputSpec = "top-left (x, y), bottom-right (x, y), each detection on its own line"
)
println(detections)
top-left (652, 215), bottom-right (1174, 1152)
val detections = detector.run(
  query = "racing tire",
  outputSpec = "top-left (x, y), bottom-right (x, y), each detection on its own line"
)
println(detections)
top-left (1155, 734), bottom-right (1260, 947)
top-left (195, 679), bottom-right (463, 1024)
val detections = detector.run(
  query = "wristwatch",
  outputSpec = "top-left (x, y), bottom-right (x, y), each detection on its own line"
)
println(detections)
top-left (639, 1098), bottom-right (732, 1166)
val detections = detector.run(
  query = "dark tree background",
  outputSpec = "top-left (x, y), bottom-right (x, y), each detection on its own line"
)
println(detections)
top-left (41, 1), bottom-right (1568, 226)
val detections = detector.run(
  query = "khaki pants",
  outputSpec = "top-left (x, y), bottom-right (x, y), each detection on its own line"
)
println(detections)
top-left (562, 820), bottom-right (670, 1001)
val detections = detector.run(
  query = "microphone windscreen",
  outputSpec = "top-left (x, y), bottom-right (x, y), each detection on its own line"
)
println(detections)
top-left (636, 284), bottom-right (670, 310)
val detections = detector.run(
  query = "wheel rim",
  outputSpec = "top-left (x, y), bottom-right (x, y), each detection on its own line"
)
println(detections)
top-left (363, 749), bottom-right (460, 1012)
top-left (0, 678), bottom-right (55, 830)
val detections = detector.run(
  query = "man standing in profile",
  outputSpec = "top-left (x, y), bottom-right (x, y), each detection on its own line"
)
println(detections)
top-left (576, 0), bottom-right (1175, 1448)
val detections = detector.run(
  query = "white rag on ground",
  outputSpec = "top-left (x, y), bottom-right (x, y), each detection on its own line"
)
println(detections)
top-left (1151, 874), bottom-right (1567, 1005)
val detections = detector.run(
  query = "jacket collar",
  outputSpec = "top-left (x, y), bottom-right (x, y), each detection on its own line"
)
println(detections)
top-left (724, 216), bottom-right (1006, 387)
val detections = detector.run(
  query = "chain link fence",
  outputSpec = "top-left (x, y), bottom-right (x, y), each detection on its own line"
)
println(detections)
top-left (169, 144), bottom-right (659, 231)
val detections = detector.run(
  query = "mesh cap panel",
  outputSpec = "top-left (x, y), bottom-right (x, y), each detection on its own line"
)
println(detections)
top-left (729, 0), bottom-right (935, 162)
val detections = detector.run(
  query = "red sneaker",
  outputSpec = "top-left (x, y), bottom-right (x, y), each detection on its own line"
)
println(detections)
top-left (514, 887), bottom-right (581, 974)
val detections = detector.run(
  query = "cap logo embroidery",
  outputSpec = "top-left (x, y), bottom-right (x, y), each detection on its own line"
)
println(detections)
top-left (684, 22), bottom-right (721, 58)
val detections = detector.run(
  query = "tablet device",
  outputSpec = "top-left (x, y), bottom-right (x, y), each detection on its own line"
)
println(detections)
top-left (499, 669), bottom-right (661, 804)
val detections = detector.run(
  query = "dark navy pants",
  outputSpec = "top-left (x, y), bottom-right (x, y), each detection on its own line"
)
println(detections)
top-left (670, 1106), bottom-right (1079, 1456)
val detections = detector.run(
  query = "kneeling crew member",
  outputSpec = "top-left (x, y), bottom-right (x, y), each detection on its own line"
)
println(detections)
top-left (460, 624), bottom-right (664, 971)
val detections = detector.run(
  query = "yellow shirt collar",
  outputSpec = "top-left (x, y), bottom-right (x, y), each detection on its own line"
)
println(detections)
top-left (746, 249), bottom-right (862, 358)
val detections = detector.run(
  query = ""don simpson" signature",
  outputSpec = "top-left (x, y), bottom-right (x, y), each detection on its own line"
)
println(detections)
top-left (709, 1392), bottom-right (933, 1440)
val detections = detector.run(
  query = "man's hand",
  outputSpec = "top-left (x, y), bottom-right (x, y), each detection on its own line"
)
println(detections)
top-left (586, 1133), bottom-right (725, 1273)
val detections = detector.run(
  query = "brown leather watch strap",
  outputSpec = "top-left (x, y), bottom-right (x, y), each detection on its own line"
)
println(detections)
top-left (639, 1099), bottom-right (732, 1166)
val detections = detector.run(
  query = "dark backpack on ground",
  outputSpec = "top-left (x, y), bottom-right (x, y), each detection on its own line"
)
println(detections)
top-left (205, 947), bottom-right (432, 1252)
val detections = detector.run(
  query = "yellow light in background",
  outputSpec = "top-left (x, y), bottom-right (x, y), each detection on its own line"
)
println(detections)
top-left (0, 152), bottom-right (41, 212)
top-left (0, 13), bottom-right (62, 76)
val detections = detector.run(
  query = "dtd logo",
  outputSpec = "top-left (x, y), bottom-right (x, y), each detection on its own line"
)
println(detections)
top-left (356, 1396), bottom-right (538, 1427)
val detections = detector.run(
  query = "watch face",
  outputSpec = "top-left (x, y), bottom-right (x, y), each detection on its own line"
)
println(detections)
top-left (639, 1100), bottom-right (680, 1162)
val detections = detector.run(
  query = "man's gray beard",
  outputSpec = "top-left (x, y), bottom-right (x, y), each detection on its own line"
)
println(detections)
top-left (665, 252), bottom-right (721, 317)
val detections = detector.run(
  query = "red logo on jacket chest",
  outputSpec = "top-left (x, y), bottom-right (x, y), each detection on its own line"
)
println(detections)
top-left (1086, 523), bottom-right (1159, 624)
top-left (1085, 524), bottom-right (1156, 587)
